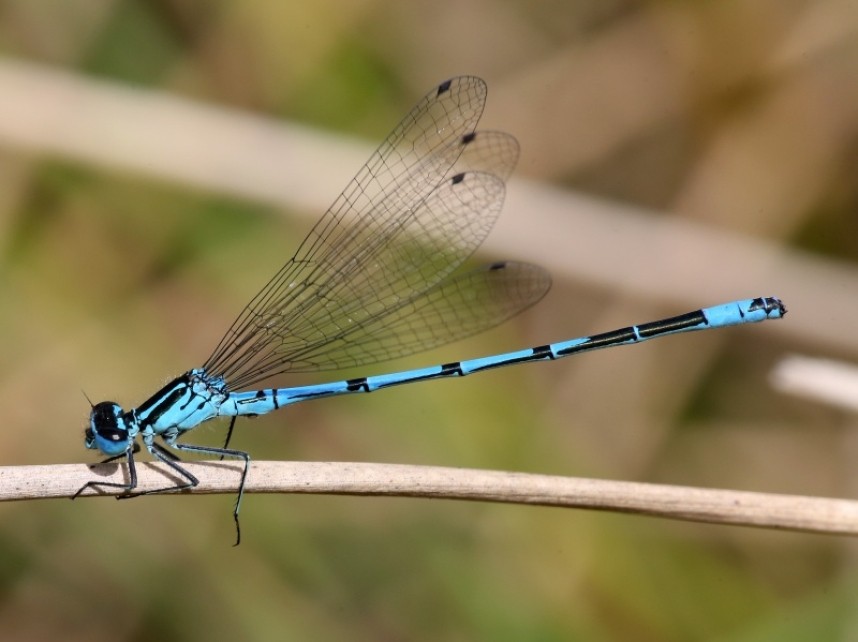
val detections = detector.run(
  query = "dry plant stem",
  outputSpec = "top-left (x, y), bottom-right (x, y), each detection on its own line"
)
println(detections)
top-left (0, 461), bottom-right (856, 536)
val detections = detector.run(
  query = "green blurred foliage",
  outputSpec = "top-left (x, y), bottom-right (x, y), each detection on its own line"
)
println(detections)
top-left (0, 0), bottom-right (856, 641)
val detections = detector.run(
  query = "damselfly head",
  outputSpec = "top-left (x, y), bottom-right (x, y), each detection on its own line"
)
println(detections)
top-left (86, 401), bottom-right (132, 456)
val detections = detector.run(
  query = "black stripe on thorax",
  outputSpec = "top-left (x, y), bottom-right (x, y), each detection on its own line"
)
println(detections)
top-left (136, 374), bottom-right (192, 424)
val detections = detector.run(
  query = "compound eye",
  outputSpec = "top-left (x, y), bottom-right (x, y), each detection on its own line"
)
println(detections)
top-left (87, 402), bottom-right (131, 455)
top-left (98, 426), bottom-right (129, 443)
top-left (91, 402), bottom-right (123, 430)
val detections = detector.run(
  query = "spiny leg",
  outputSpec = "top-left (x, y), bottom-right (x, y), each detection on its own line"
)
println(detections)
top-left (220, 416), bottom-right (238, 458)
top-left (72, 446), bottom-right (138, 499)
top-left (171, 442), bottom-right (251, 546)
top-left (117, 441), bottom-right (200, 498)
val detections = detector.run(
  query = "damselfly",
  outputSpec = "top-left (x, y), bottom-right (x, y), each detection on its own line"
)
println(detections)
top-left (77, 77), bottom-right (786, 543)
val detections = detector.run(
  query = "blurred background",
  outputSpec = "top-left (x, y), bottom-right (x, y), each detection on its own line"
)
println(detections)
top-left (1, 1), bottom-right (858, 640)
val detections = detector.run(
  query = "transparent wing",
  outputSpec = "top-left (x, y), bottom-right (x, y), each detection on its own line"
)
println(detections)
top-left (203, 77), bottom-right (540, 390)
top-left (284, 261), bottom-right (551, 373)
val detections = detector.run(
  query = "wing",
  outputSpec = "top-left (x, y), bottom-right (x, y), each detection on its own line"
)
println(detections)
top-left (203, 77), bottom-right (537, 390)
top-left (282, 261), bottom-right (551, 373)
